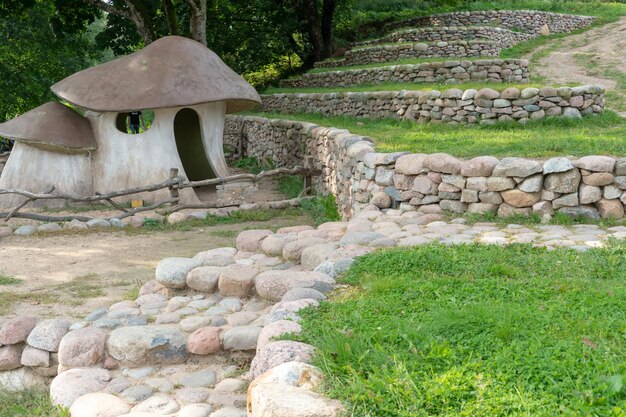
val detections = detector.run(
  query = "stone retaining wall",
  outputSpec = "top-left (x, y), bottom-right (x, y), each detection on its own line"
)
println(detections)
top-left (224, 114), bottom-right (625, 220)
top-left (315, 40), bottom-right (500, 68)
top-left (280, 58), bottom-right (528, 88)
top-left (384, 10), bottom-right (595, 34)
top-left (261, 85), bottom-right (604, 125)
top-left (354, 26), bottom-right (533, 48)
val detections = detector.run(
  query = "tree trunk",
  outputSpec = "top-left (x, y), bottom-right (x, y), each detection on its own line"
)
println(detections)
top-left (163, 0), bottom-right (180, 36)
top-left (321, 0), bottom-right (336, 58)
top-left (301, 0), bottom-right (323, 65)
top-left (124, 0), bottom-right (157, 44)
top-left (187, 0), bottom-right (207, 45)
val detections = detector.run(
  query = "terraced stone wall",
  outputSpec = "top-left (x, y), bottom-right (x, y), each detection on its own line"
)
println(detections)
top-left (280, 59), bottom-right (528, 88)
top-left (224, 115), bottom-right (626, 220)
top-left (315, 40), bottom-right (500, 68)
top-left (384, 10), bottom-right (595, 34)
top-left (354, 26), bottom-right (534, 48)
top-left (261, 85), bottom-right (605, 125)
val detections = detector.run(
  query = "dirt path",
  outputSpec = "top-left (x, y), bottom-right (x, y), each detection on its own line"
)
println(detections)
top-left (0, 215), bottom-right (311, 319)
top-left (532, 16), bottom-right (626, 115)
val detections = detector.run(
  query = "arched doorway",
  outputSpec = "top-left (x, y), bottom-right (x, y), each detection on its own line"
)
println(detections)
top-left (174, 108), bottom-right (216, 183)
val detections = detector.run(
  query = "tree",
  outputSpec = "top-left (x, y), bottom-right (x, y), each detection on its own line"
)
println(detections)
top-left (0, 0), bottom-right (105, 122)
top-left (82, 0), bottom-right (207, 45)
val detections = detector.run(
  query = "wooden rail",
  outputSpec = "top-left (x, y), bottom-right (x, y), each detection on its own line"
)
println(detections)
top-left (0, 162), bottom-right (320, 223)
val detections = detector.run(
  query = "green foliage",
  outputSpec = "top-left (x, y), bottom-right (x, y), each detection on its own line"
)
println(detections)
top-left (278, 175), bottom-right (305, 199)
top-left (0, 0), bottom-right (105, 122)
top-left (296, 243), bottom-right (626, 416)
top-left (251, 110), bottom-right (626, 157)
top-left (0, 389), bottom-right (69, 417)
top-left (456, 211), bottom-right (626, 228)
top-left (233, 157), bottom-right (276, 174)
top-left (300, 194), bottom-right (341, 225)
top-left (244, 54), bottom-right (304, 89)
top-left (0, 275), bottom-right (23, 286)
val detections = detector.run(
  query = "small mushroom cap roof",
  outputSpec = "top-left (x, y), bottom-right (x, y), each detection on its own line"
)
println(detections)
top-left (51, 36), bottom-right (261, 113)
top-left (0, 101), bottom-right (97, 153)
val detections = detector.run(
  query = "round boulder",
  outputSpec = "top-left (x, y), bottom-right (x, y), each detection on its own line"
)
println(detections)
top-left (69, 393), bottom-right (131, 417)
top-left (254, 270), bottom-right (335, 302)
top-left (155, 257), bottom-right (200, 289)
top-left (50, 368), bottom-right (111, 408)
top-left (107, 326), bottom-right (188, 366)
top-left (58, 327), bottom-right (107, 370)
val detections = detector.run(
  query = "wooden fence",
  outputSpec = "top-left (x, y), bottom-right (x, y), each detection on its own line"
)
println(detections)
top-left (0, 160), bottom-right (319, 223)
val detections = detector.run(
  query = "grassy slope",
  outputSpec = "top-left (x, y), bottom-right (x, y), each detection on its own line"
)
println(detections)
top-left (295, 243), bottom-right (626, 417)
top-left (247, 111), bottom-right (626, 157)
top-left (259, 2), bottom-right (626, 158)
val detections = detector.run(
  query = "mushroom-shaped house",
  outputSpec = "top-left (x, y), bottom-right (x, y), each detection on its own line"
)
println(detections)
top-left (0, 36), bottom-right (261, 208)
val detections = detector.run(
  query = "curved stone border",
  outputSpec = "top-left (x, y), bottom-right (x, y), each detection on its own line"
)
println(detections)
top-left (261, 85), bottom-right (604, 125)
top-left (280, 58), bottom-right (529, 88)
top-left (3, 209), bottom-right (624, 415)
top-left (315, 40), bottom-right (500, 68)
top-left (224, 111), bottom-right (624, 220)
top-left (354, 26), bottom-right (534, 48)
top-left (384, 10), bottom-right (595, 34)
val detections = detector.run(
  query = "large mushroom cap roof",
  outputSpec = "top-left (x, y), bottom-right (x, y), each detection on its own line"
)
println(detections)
top-left (0, 102), bottom-right (97, 154)
top-left (51, 36), bottom-right (261, 113)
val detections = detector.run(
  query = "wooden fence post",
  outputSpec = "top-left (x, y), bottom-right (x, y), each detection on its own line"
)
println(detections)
top-left (304, 156), bottom-right (314, 195)
top-left (169, 168), bottom-right (179, 200)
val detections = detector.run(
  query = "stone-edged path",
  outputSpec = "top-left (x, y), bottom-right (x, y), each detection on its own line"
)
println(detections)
top-left (0, 206), bottom-right (625, 417)
top-left (534, 15), bottom-right (626, 116)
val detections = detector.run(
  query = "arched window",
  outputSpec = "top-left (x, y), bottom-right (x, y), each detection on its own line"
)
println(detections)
top-left (115, 110), bottom-right (155, 134)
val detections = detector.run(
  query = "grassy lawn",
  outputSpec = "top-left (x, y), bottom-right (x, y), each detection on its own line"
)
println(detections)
top-left (0, 390), bottom-right (68, 417)
top-left (248, 111), bottom-right (626, 157)
top-left (295, 243), bottom-right (626, 417)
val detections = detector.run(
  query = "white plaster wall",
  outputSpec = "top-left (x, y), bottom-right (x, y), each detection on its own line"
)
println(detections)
top-left (0, 142), bottom-right (93, 208)
top-left (89, 102), bottom-right (228, 204)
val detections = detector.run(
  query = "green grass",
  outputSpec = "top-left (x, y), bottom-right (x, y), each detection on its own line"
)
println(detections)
top-left (0, 390), bottom-right (68, 417)
top-left (0, 274), bottom-right (23, 286)
top-left (262, 81), bottom-right (547, 95)
top-left (452, 211), bottom-right (626, 228)
top-left (209, 229), bottom-right (240, 238)
top-left (300, 194), bottom-right (342, 225)
top-left (278, 175), bottom-right (305, 199)
top-left (295, 243), bottom-right (626, 417)
top-left (232, 156), bottom-right (276, 174)
top-left (249, 110), bottom-right (626, 157)
top-left (54, 273), bottom-right (104, 304)
top-left (129, 207), bottom-right (306, 234)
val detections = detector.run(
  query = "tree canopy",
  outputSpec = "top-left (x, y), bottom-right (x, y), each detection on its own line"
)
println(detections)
top-left (0, 0), bottom-right (105, 122)
top-left (0, 0), bottom-right (358, 125)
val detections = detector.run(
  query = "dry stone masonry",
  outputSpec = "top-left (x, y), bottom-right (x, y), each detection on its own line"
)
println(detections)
top-left (315, 40), bottom-right (502, 68)
top-left (384, 10), bottom-right (594, 34)
top-left (280, 59), bottom-right (529, 88)
top-left (353, 26), bottom-right (533, 48)
top-left (261, 85), bottom-right (605, 125)
top-left (224, 114), bottom-right (624, 220)
top-left (313, 10), bottom-right (593, 69)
